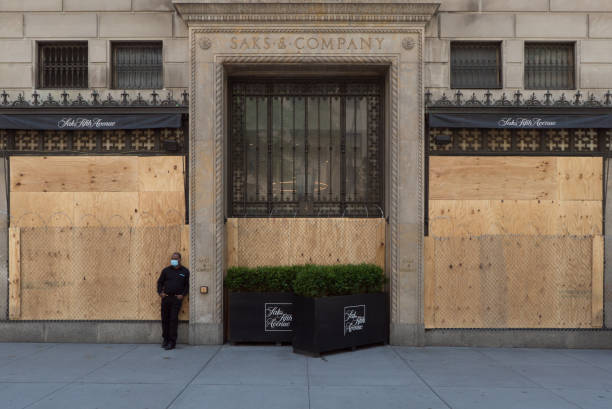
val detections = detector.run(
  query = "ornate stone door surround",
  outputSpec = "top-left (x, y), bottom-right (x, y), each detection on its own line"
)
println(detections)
top-left (174, 1), bottom-right (439, 345)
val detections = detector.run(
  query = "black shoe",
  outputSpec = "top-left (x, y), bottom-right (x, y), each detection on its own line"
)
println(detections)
top-left (162, 340), bottom-right (169, 348)
top-left (165, 343), bottom-right (176, 350)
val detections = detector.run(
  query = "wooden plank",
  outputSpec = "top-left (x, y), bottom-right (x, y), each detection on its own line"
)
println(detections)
top-left (10, 156), bottom-right (138, 192)
top-left (74, 192), bottom-right (139, 227)
top-left (429, 156), bottom-right (558, 200)
top-left (8, 228), bottom-right (20, 320)
top-left (10, 192), bottom-right (75, 227)
top-left (558, 157), bottom-right (602, 201)
top-left (138, 156), bottom-right (184, 192)
top-left (423, 236), bottom-right (435, 328)
top-left (592, 235), bottom-right (604, 327)
top-left (429, 200), bottom-right (603, 237)
top-left (136, 191), bottom-right (185, 226)
top-left (226, 218), bottom-right (239, 268)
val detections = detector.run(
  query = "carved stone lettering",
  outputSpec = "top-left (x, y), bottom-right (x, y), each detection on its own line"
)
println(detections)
top-left (229, 36), bottom-right (385, 51)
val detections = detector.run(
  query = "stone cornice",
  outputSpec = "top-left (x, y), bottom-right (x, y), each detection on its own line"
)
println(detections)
top-left (173, 1), bottom-right (439, 24)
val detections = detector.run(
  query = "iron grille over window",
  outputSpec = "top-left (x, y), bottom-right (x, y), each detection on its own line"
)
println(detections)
top-left (450, 42), bottom-right (502, 89)
top-left (229, 80), bottom-right (384, 217)
top-left (112, 42), bottom-right (163, 89)
top-left (525, 42), bottom-right (575, 90)
top-left (38, 42), bottom-right (88, 89)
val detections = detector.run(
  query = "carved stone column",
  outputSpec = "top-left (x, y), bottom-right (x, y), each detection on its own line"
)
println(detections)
top-left (174, 0), bottom-right (439, 345)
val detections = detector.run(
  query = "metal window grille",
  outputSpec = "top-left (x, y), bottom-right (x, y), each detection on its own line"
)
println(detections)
top-left (229, 80), bottom-right (384, 217)
top-left (525, 42), bottom-right (575, 90)
top-left (0, 127), bottom-right (186, 154)
top-left (450, 42), bottom-right (502, 89)
top-left (112, 42), bottom-right (163, 89)
top-left (427, 127), bottom-right (605, 156)
top-left (38, 42), bottom-right (88, 89)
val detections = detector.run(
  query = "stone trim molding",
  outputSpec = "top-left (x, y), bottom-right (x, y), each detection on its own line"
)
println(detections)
top-left (175, 1), bottom-right (439, 23)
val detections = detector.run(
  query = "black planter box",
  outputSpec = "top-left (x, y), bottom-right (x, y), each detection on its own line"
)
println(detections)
top-left (293, 293), bottom-right (387, 356)
top-left (228, 292), bottom-right (295, 343)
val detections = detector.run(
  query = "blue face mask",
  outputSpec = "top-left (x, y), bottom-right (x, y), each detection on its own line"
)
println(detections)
top-left (170, 259), bottom-right (179, 267)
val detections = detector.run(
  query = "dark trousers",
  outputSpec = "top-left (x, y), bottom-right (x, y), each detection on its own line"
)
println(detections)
top-left (161, 295), bottom-right (182, 345)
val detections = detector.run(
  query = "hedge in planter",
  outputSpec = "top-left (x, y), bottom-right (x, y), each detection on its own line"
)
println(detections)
top-left (225, 266), bottom-right (299, 343)
top-left (292, 264), bottom-right (387, 356)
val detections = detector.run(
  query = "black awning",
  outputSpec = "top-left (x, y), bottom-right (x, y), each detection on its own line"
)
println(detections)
top-left (0, 114), bottom-right (182, 130)
top-left (429, 113), bottom-right (612, 129)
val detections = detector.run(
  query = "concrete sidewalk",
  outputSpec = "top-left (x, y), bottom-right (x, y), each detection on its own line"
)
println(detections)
top-left (0, 343), bottom-right (611, 409)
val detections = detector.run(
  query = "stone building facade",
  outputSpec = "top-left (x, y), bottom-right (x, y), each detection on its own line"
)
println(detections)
top-left (1, 0), bottom-right (612, 347)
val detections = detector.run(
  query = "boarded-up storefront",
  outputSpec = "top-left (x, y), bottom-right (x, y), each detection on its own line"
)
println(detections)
top-left (425, 127), bottom-right (605, 329)
top-left (8, 156), bottom-right (189, 320)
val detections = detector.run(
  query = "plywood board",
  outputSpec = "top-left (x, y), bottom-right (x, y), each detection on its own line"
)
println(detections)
top-left (11, 156), bottom-right (138, 192)
top-left (229, 218), bottom-right (385, 268)
top-left (138, 156), bottom-right (184, 192)
top-left (424, 236), bottom-right (435, 328)
top-left (8, 228), bottom-right (20, 320)
top-left (592, 235), bottom-right (604, 327)
top-left (74, 192), bottom-right (139, 227)
top-left (10, 192), bottom-right (75, 227)
top-left (429, 156), bottom-right (559, 200)
top-left (137, 191), bottom-right (185, 226)
top-left (558, 157), bottom-right (602, 201)
top-left (427, 236), bottom-right (594, 328)
top-left (19, 227), bottom-right (74, 320)
top-left (429, 200), bottom-right (602, 237)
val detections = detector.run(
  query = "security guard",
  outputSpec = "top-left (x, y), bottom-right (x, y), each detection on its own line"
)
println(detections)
top-left (157, 252), bottom-right (189, 350)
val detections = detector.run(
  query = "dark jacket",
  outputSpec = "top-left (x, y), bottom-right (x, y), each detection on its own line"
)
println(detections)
top-left (157, 265), bottom-right (190, 296)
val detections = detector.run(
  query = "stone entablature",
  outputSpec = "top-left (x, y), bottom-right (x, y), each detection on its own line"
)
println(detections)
top-left (174, 0), bottom-right (439, 23)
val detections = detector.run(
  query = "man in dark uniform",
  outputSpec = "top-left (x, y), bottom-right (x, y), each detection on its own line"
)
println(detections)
top-left (157, 252), bottom-right (189, 350)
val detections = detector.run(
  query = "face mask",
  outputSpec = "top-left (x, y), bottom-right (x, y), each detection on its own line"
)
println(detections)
top-left (170, 259), bottom-right (179, 267)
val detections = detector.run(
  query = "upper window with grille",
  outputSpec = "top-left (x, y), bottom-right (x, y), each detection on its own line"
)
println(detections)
top-left (112, 42), bottom-right (163, 89)
top-left (450, 42), bottom-right (502, 89)
top-left (525, 42), bottom-right (575, 90)
top-left (38, 42), bottom-right (88, 89)
top-left (229, 80), bottom-right (384, 218)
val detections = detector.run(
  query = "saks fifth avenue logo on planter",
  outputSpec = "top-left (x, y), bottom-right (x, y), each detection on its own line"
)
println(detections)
top-left (498, 117), bottom-right (558, 128)
top-left (264, 303), bottom-right (293, 332)
top-left (57, 117), bottom-right (117, 129)
top-left (344, 305), bottom-right (366, 336)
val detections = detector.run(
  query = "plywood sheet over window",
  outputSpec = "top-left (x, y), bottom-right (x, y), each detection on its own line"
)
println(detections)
top-left (227, 218), bottom-right (385, 269)
top-left (426, 156), bottom-right (603, 329)
top-left (8, 156), bottom-right (189, 321)
top-left (10, 156), bottom-right (185, 227)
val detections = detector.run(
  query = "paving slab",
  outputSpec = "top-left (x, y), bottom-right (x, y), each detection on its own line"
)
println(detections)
top-left (194, 346), bottom-right (307, 386)
top-left (82, 344), bottom-right (219, 385)
top-left (0, 382), bottom-right (66, 409)
top-left (27, 382), bottom-right (183, 409)
top-left (0, 344), bottom-right (136, 382)
top-left (308, 346), bottom-right (424, 387)
top-left (512, 364), bottom-right (612, 390)
top-left (168, 384), bottom-right (309, 409)
top-left (310, 385), bottom-right (449, 409)
top-left (552, 388), bottom-right (612, 409)
top-left (479, 348), bottom-right (592, 367)
top-left (436, 387), bottom-right (581, 409)
top-left (0, 343), bottom-right (54, 367)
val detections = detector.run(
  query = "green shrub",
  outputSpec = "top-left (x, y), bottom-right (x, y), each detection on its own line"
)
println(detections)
top-left (225, 264), bottom-right (386, 297)
top-left (225, 265), bottom-right (300, 292)
top-left (292, 264), bottom-right (386, 298)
